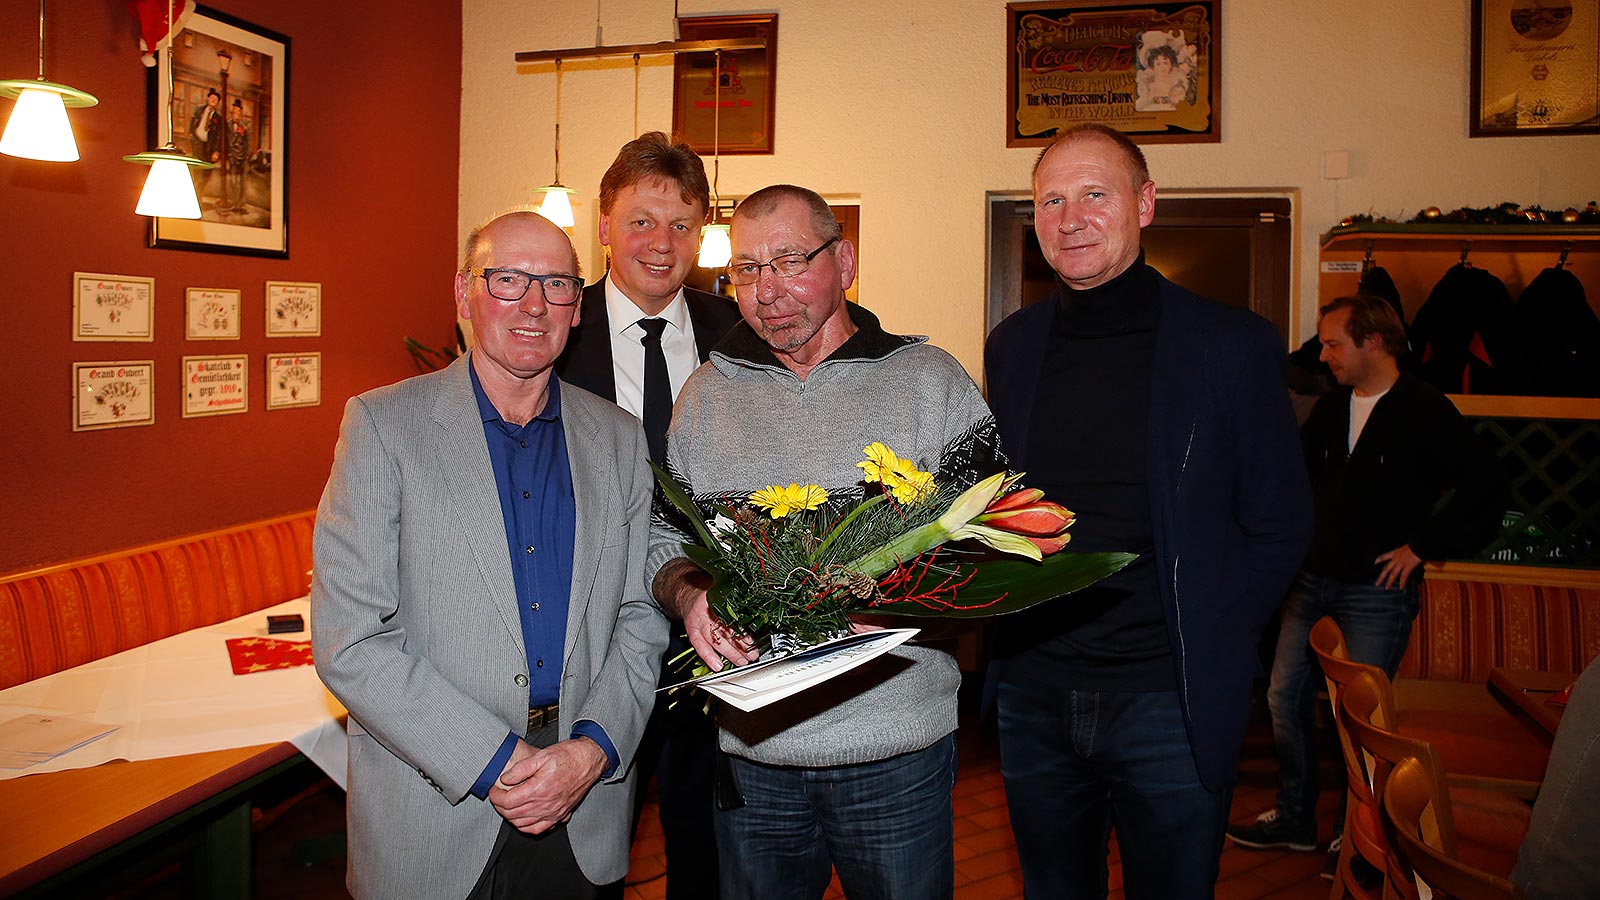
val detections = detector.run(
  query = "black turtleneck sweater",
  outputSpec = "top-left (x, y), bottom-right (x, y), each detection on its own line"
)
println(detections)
top-left (998, 256), bottom-right (1173, 691)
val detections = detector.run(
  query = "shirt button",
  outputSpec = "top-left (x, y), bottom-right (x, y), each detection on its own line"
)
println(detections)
top-left (531, 602), bottom-right (540, 611)
top-left (536, 659), bottom-right (544, 668)
top-left (525, 545), bottom-right (535, 554)
top-left (514, 674), bottom-right (529, 687)
top-left (522, 490), bottom-right (531, 499)
top-left (520, 440), bottom-right (527, 448)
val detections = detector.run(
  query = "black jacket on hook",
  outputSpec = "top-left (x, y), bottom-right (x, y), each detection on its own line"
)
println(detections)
top-left (1410, 263), bottom-right (1526, 394)
top-left (1519, 266), bottom-right (1600, 397)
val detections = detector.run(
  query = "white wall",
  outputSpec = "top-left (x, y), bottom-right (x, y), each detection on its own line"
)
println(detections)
top-left (460, 0), bottom-right (1599, 376)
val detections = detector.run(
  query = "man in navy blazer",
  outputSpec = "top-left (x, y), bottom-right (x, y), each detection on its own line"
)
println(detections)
top-left (554, 132), bottom-right (740, 900)
top-left (984, 123), bottom-right (1312, 899)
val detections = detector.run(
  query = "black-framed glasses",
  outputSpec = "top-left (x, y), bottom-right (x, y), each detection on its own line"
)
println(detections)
top-left (470, 267), bottom-right (585, 305)
top-left (725, 236), bottom-right (840, 286)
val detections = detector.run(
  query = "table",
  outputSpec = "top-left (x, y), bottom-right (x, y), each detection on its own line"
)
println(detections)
top-left (0, 599), bottom-right (347, 897)
top-left (1488, 667), bottom-right (1577, 740)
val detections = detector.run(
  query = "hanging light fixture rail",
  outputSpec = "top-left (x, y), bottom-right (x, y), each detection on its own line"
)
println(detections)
top-left (514, 37), bottom-right (764, 65)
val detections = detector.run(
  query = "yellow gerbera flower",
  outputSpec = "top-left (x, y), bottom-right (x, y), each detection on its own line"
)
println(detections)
top-left (748, 483), bottom-right (829, 518)
top-left (886, 459), bottom-right (936, 503)
top-left (856, 442), bottom-right (899, 484)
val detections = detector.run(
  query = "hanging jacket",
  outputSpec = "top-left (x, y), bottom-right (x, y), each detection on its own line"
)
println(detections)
top-left (1410, 264), bottom-right (1526, 394)
top-left (1518, 266), bottom-right (1600, 397)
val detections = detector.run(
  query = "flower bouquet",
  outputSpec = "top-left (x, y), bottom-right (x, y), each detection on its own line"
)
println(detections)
top-left (654, 442), bottom-right (1136, 671)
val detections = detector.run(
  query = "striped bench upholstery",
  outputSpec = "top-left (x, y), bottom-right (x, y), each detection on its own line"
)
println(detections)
top-left (1401, 576), bottom-right (1600, 682)
top-left (0, 512), bottom-right (314, 690)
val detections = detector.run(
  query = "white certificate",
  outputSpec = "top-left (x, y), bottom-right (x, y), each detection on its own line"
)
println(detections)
top-left (265, 281), bottom-right (321, 337)
top-left (265, 352), bottom-right (321, 409)
top-left (182, 355), bottom-right (249, 418)
top-left (73, 273), bottom-right (154, 342)
top-left (73, 360), bottom-right (155, 431)
top-left (185, 288), bottom-right (242, 340)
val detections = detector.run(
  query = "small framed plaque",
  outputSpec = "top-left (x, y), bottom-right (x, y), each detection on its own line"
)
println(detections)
top-left (73, 360), bottom-right (156, 431)
top-left (265, 281), bottom-right (321, 337)
top-left (182, 354), bottom-right (249, 417)
top-left (73, 273), bottom-right (155, 342)
top-left (1471, 0), bottom-right (1600, 137)
top-left (185, 287), bottom-right (243, 340)
top-left (266, 352), bottom-right (321, 409)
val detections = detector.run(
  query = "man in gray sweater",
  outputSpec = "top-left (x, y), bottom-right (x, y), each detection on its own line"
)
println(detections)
top-left (648, 184), bottom-right (999, 900)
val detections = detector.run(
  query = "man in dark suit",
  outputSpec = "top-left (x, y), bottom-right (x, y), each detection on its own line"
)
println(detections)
top-left (984, 123), bottom-right (1313, 900)
top-left (555, 131), bottom-right (740, 900)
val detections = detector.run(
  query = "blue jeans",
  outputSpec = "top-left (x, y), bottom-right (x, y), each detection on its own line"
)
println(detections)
top-left (997, 679), bottom-right (1233, 900)
top-left (1267, 570), bottom-right (1420, 826)
top-left (714, 734), bottom-right (957, 900)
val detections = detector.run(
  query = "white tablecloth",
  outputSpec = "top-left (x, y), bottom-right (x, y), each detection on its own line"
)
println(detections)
top-left (0, 598), bottom-right (348, 787)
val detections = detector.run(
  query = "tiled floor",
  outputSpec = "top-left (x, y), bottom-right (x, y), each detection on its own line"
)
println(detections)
top-left (234, 700), bottom-right (1342, 900)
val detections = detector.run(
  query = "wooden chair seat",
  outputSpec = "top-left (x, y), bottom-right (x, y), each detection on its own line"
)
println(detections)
top-left (1383, 756), bottom-right (1529, 900)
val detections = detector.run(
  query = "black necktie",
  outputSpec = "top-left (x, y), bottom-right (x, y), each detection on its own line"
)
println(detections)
top-left (637, 318), bottom-right (671, 466)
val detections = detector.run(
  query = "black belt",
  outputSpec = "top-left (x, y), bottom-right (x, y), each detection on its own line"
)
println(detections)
top-left (528, 703), bottom-right (560, 732)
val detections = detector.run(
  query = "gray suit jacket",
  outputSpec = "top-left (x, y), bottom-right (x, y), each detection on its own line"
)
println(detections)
top-left (311, 354), bottom-right (667, 899)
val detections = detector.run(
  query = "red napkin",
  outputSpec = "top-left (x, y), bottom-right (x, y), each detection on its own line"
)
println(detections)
top-left (225, 636), bottom-right (313, 675)
top-left (1547, 683), bottom-right (1574, 709)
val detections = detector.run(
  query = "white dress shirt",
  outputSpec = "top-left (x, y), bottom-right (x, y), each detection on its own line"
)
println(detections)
top-left (604, 276), bottom-right (701, 419)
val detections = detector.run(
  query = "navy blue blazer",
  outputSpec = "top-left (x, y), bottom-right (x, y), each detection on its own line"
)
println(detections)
top-left (985, 272), bottom-right (1312, 791)
top-left (556, 279), bottom-right (742, 402)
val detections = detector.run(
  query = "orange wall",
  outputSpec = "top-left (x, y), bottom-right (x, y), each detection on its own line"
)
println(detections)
top-left (0, 1), bottom-right (462, 570)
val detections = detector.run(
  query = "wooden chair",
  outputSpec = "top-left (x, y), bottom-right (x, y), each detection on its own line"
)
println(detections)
top-left (1309, 617), bottom-right (1394, 900)
top-left (1383, 756), bottom-right (1528, 900)
top-left (1341, 672), bottom-right (1531, 900)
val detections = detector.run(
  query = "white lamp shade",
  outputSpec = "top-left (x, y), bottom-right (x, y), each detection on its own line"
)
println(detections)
top-left (0, 88), bottom-right (79, 162)
top-left (135, 158), bottom-right (203, 218)
top-left (697, 223), bottom-right (732, 268)
top-left (536, 188), bottom-right (576, 228)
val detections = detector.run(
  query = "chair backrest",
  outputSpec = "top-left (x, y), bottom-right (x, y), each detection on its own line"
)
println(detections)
top-left (1383, 756), bottom-right (1526, 900)
top-left (1312, 616), bottom-right (1402, 899)
top-left (1341, 670), bottom-right (1463, 898)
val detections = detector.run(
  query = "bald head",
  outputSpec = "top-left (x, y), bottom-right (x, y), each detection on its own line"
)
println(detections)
top-left (462, 210), bottom-right (581, 277)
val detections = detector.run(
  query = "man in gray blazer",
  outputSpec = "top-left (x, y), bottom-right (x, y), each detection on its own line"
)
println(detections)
top-left (312, 211), bottom-right (668, 900)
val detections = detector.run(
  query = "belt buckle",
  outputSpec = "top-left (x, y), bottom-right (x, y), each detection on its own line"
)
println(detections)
top-left (527, 703), bottom-right (558, 731)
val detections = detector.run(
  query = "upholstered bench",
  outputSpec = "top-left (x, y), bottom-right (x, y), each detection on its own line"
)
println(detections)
top-left (1392, 569), bottom-right (1600, 782)
top-left (0, 512), bottom-right (315, 690)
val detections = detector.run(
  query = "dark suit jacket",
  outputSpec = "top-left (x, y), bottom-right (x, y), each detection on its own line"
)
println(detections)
top-left (556, 278), bottom-right (743, 401)
top-left (985, 272), bottom-right (1313, 791)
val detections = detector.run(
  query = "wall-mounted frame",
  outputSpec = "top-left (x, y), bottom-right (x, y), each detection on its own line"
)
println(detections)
top-left (1006, 1), bottom-right (1220, 146)
top-left (264, 281), bottom-right (321, 337)
top-left (73, 361), bottom-right (155, 431)
top-left (149, 6), bottom-right (290, 256)
top-left (673, 14), bottom-right (777, 155)
top-left (182, 355), bottom-right (249, 418)
top-left (185, 287), bottom-right (242, 340)
top-left (1471, 0), bottom-right (1599, 137)
top-left (73, 272), bottom-right (154, 342)
top-left (266, 352), bottom-right (321, 409)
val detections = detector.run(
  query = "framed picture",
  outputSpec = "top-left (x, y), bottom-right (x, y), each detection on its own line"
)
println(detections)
top-left (185, 287), bottom-right (242, 340)
top-left (73, 361), bottom-right (155, 431)
top-left (266, 352), bottom-right (321, 409)
top-left (673, 14), bottom-right (777, 155)
top-left (73, 272), bottom-right (155, 342)
top-left (148, 6), bottom-right (290, 256)
top-left (265, 281), bottom-right (321, 336)
top-left (1471, 0), bottom-right (1600, 137)
top-left (1006, 1), bottom-right (1221, 146)
top-left (182, 355), bottom-right (249, 418)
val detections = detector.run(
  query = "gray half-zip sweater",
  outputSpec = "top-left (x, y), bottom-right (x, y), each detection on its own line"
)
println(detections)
top-left (645, 304), bottom-right (998, 767)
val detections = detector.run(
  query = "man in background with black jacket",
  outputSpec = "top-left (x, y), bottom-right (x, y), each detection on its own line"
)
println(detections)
top-left (1228, 293), bottom-right (1506, 856)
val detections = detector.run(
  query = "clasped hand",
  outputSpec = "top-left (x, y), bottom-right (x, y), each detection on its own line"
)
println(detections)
top-left (489, 737), bottom-right (606, 834)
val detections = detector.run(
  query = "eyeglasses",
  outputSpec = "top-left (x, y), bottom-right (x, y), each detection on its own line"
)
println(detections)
top-left (725, 236), bottom-right (840, 286)
top-left (470, 267), bottom-right (585, 305)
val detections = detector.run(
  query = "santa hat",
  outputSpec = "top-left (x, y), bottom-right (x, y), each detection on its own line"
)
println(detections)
top-left (127, 0), bottom-right (196, 67)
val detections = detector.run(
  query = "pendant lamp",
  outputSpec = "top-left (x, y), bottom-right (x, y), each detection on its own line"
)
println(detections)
top-left (535, 59), bottom-right (577, 228)
top-left (0, 0), bottom-right (99, 162)
top-left (123, 0), bottom-right (211, 219)
top-left (697, 50), bottom-right (731, 268)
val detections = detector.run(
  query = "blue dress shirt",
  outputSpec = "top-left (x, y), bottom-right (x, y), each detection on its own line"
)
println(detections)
top-left (466, 363), bottom-right (618, 798)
